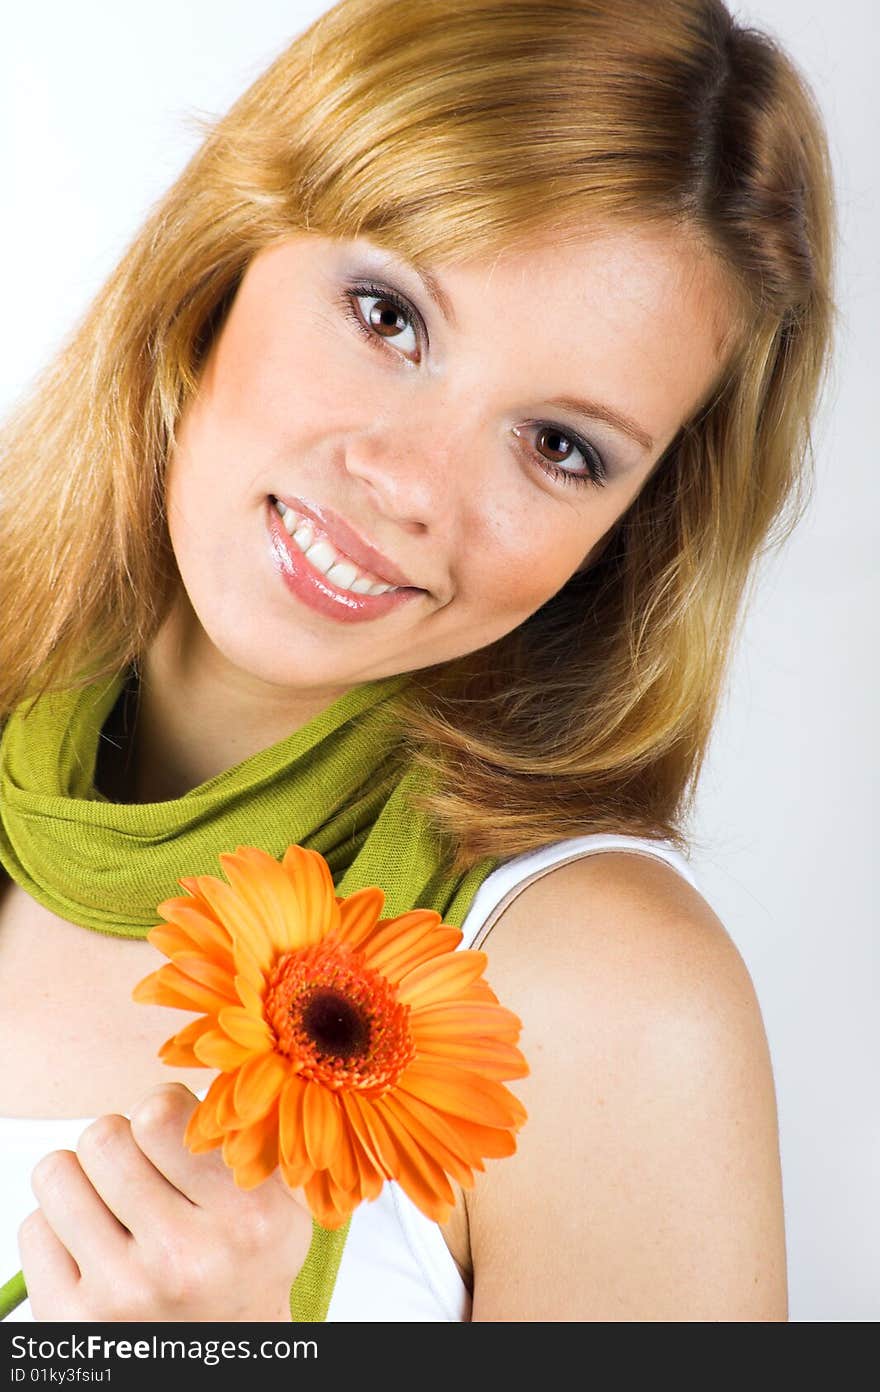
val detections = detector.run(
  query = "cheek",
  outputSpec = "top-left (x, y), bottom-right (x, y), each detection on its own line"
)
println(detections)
top-left (239, 300), bottom-right (371, 443)
top-left (163, 403), bottom-right (244, 607)
top-left (463, 505), bottom-right (592, 620)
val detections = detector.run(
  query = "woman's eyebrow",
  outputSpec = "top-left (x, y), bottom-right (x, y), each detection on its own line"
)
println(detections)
top-left (543, 395), bottom-right (656, 452)
top-left (359, 244), bottom-right (460, 330)
top-left (410, 261), bottom-right (459, 331)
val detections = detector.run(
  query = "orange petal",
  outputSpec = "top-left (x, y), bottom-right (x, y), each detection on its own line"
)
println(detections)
top-left (384, 1086), bottom-right (492, 1167)
top-left (193, 1029), bottom-right (253, 1071)
top-left (373, 1098), bottom-right (455, 1221)
top-left (224, 1102), bottom-right (281, 1188)
top-left (186, 1130), bottom-right (223, 1156)
top-left (396, 950), bottom-right (489, 1009)
top-left (157, 1016), bottom-right (215, 1068)
top-left (217, 1005), bottom-right (274, 1052)
top-left (233, 1051), bottom-right (289, 1123)
top-left (280, 845), bottom-right (342, 947)
top-left (410, 1034), bottom-right (529, 1081)
top-left (302, 1168), bottom-right (355, 1229)
top-left (184, 1074), bottom-right (234, 1148)
top-left (137, 962), bottom-right (236, 1016)
top-left (278, 1073), bottom-right (309, 1171)
top-left (168, 952), bottom-right (238, 1000)
top-left (184, 1105), bottom-right (217, 1150)
top-left (148, 911), bottom-right (235, 973)
top-left (338, 1091), bottom-right (389, 1177)
top-left (278, 1151), bottom-right (313, 1192)
top-left (220, 846), bottom-right (309, 955)
top-left (328, 1105), bottom-right (384, 1201)
top-left (327, 1117), bottom-right (369, 1195)
top-left (450, 1117), bottom-right (518, 1160)
top-left (410, 1000), bottom-right (523, 1042)
top-left (381, 1091), bottom-right (476, 1191)
top-left (231, 933), bottom-right (269, 999)
top-left (131, 968), bottom-right (180, 1008)
top-left (397, 1059), bottom-right (528, 1128)
top-left (154, 897), bottom-right (234, 956)
top-left (363, 923), bottom-right (463, 985)
top-left (335, 886), bottom-right (385, 951)
top-left (189, 871), bottom-right (275, 973)
top-left (393, 1087), bottom-right (519, 1163)
top-left (235, 972), bottom-right (266, 1018)
top-left (347, 1092), bottom-right (400, 1177)
top-left (349, 915), bottom-right (428, 964)
top-left (391, 1170), bottom-right (454, 1224)
top-left (302, 1082), bottom-right (344, 1171)
top-left (358, 908), bottom-right (446, 955)
top-left (146, 923), bottom-right (206, 962)
top-left (458, 978), bottom-right (500, 1003)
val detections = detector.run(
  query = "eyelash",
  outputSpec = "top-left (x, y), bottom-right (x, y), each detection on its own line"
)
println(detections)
top-left (339, 280), bottom-right (609, 491)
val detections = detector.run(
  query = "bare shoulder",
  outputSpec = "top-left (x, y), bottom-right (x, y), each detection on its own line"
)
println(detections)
top-left (466, 850), bottom-right (788, 1321)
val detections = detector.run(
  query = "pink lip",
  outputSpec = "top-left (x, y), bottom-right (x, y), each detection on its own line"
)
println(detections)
top-left (272, 493), bottom-right (418, 590)
top-left (265, 499), bottom-right (423, 624)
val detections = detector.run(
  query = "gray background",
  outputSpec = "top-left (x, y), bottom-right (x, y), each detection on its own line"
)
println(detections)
top-left (2, 0), bottom-right (876, 1321)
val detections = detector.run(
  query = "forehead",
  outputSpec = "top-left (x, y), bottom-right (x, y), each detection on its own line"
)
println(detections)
top-left (443, 221), bottom-right (736, 348)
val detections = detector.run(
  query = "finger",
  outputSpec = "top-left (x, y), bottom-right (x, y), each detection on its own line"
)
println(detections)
top-left (17, 1206), bottom-right (80, 1320)
top-left (75, 1110), bottom-right (197, 1250)
top-left (131, 1083), bottom-right (312, 1220)
top-left (128, 1083), bottom-right (242, 1206)
top-left (30, 1148), bottom-right (131, 1277)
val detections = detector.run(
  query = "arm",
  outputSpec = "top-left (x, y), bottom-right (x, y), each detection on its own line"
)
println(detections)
top-left (465, 851), bottom-right (788, 1321)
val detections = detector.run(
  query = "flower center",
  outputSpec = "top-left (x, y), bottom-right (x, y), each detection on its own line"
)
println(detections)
top-left (301, 990), bottom-right (370, 1060)
top-left (264, 939), bottom-right (415, 1091)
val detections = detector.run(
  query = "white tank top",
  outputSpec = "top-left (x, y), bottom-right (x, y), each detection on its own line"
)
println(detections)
top-left (0, 832), bottom-right (699, 1322)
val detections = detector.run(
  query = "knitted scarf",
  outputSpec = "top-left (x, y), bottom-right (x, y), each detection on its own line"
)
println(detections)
top-left (0, 666), bottom-right (499, 1320)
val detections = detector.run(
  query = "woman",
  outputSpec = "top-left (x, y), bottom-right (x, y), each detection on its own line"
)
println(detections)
top-left (0, 0), bottom-right (836, 1321)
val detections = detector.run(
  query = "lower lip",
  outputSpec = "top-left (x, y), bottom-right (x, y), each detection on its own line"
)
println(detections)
top-left (265, 498), bottom-right (424, 624)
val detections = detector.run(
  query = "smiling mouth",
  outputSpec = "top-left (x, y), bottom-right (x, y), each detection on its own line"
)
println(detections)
top-left (273, 503), bottom-right (400, 595)
top-left (265, 498), bottom-right (427, 624)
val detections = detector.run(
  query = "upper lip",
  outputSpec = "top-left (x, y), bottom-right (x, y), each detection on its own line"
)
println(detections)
top-left (272, 494), bottom-right (421, 590)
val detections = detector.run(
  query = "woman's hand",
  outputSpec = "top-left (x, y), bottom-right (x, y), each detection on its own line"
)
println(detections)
top-left (18, 1082), bottom-right (314, 1322)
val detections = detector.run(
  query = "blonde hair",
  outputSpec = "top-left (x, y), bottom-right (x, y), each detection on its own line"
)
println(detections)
top-left (0, 0), bottom-right (837, 874)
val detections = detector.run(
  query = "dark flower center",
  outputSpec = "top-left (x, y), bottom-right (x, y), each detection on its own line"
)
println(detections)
top-left (263, 939), bottom-right (416, 1090)
top-left (301, 989), bottom-right (370, 1061)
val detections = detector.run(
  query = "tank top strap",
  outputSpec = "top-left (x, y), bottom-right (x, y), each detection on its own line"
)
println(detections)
top-left (458, 832), bottom-right (699, 952)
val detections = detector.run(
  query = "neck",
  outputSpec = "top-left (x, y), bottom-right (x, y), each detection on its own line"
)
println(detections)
top-left (96, 589), bottom-right (355, 804)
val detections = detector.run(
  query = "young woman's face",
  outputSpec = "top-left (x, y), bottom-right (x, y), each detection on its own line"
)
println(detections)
top-left (165, 225), bottom-right (736, 701)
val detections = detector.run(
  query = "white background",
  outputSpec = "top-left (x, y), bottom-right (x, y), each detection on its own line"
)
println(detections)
top-left (2, 1), bottom-right (876, 1321)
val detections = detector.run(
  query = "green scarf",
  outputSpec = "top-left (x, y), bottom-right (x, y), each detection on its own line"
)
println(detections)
top-left (0, 666), bottom-right (499, 1321)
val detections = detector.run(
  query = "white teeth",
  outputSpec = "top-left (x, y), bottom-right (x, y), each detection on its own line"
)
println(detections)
top-left (324, 559), bottom-right (359, 589)
top-left (303, 538), bottom-right (338, 576)
top-left (273, 499), bottom-right (401, 595)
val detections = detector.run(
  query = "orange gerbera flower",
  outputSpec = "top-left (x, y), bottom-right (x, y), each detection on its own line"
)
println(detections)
top-left (132, 845), bottom-right (528, 1229)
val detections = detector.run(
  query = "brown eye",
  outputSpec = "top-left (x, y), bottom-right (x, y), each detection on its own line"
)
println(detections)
top-left (344, 285), bottom-right (422, 360)
top-left (535, 427), bottom-right (579, 464)
top-left (513, 422), bottom-right (608, 489)
top-left (367, 298), bottom-right (409, 339)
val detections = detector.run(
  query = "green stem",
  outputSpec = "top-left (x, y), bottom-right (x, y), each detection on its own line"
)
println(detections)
top-left (0, 1269), bottom-right (26, 1320)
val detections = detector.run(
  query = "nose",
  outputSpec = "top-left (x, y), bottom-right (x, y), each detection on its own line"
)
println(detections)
top-left (342, 425), bottom-right (457, 534)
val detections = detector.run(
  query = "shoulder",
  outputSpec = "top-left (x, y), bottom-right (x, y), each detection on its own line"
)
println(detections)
top-left (476, 850), bottom-right (757, 1051)
top-left (466, 849), bottom-right (788, 1320)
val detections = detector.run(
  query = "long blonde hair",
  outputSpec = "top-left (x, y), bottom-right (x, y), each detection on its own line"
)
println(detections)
top-left (0, 0), bottom-right (837, 873)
